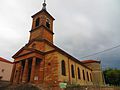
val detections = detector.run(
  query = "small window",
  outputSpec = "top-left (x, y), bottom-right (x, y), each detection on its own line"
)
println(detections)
top-left (61, 60), bottom-right (66, 76)
top-left (0, 76), bottom-right (3, 80)
top-left (87, 72), bottom-right (89, 81)
top-left (71, 65), bottom-right (75, 78)
top-left (1, 69), bottom-right (4, 72)
top-left (35, 18), bottom-right (40, 27)
top-left (77, 68), bottom-right (81, 79)
top-left (82, 70), bottom-right (85, 80)
top-left (46, 18), bottom-right (50, 29)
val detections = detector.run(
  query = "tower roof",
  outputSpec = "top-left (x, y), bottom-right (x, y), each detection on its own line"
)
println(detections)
top-left (31, 1), bottom-right (55, 20)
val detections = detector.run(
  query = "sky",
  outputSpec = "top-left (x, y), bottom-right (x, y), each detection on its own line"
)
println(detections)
top-left (0, 0), bottom-right (120, 69)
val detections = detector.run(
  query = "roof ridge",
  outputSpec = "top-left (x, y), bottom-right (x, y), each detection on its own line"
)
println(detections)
top-left (0, 57), bottom-right (13, 64)
top-left (81, 60), bottom-right (101, 63)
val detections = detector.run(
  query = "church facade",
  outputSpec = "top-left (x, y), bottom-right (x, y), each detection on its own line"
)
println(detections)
top-left (11, 2), bottom-right (104, 87)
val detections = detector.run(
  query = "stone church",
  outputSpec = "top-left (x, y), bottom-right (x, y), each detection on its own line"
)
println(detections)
top-left (11, 1), bottom-right (105, 87)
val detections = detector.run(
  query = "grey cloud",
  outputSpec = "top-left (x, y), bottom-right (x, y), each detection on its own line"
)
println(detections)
top-left (0, 0), bottom-right (120, 68)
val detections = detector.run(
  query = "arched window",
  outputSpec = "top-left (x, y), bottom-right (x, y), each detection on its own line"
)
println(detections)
top-left (82, 70), bottom-right (85, 80)
top-left (71, 65), bottom-right (75, 78)
top-left (61, 60), bottom-right (66, 76)
top-left (46, 18), bottom-right (50, 29)
top-left (35, 18), bottom-right (40, 27)
top-left (90, 73), bottom-right (92, 81)
top-left (77, 68), bottom-right (81, 79)
top-left (87, 72), bottom-right (89, 81)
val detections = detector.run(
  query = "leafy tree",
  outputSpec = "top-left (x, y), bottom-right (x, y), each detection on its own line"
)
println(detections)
top-left (103, 68), bottom-right (120, 86)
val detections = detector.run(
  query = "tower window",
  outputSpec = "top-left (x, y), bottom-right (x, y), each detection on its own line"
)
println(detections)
top-left (46, 18), bottom-right (50, 29)
top-left (61, 60), bottom-right (66, 76)
top-left (82, 70), bottom-right (85, 80)
top-left (71, 65), bottom-right (75, 78)
top-left (77, 68), bottom-right (81, 79)
top-left (35, 18), bottom-right (40, 27)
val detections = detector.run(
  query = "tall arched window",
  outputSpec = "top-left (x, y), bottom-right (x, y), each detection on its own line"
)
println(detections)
top-left (87, 72), bottom-right (89, 81)
top-left (82, 70), bottom-right (85, 80)
top-left (35, 18), bottom-right (40, 27)
top-left (90, 73), bottom-right (92, 81)
top-left (61, 60), bottom-right (66, 76)
top-left (78, 67), bottom-right (81, 79)
top-left (71, 65), bottom-right (75, 78)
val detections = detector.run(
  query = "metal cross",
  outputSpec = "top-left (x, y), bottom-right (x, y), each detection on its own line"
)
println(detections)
top-left (44, 0), bottom-right (46, 3)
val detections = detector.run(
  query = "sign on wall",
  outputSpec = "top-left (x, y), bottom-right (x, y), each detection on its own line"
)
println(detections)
top-left (59, 83), bottom-right (67, 88)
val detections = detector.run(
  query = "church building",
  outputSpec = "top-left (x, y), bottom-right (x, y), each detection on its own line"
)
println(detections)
top-left (11, 1), bottom-right (104, 87)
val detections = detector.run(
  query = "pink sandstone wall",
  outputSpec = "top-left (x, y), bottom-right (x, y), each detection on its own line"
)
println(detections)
top-left (0, 61), bottom-right (13, 81)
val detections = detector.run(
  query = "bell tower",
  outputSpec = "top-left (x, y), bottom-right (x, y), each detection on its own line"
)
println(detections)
top-left (11, 1), bottom-right (57, 85)
top-left (29, 1), bottom-right (55, 43)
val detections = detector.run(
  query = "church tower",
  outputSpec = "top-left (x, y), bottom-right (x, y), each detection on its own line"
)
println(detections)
top-left (11, 1), bottom-right (56, 84)
top-left (29, 1), bottom-right (55, 43)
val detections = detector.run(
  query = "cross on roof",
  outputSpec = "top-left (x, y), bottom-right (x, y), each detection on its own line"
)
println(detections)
top-left (42, 0), bottom-right (47, 10)
top-left (44, 0), bottom-right (46, 3)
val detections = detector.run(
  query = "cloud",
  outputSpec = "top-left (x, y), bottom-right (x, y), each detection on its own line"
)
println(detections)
top-left (0, 0), bottom-right (120, 68)
top-left (54, 0), bottom-right (120, 69)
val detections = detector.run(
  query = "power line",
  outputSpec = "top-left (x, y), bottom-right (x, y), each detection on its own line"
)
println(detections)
top-left (81, 44), bottom-right (120, 59)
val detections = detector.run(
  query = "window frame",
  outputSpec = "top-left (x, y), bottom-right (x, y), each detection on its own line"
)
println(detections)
top-left (71, 64), bottom-right (75, 78)
top-left (61, 60), bottom-right (66, 76)
top-left (87, 71), bottom-right (89, 81)
top-left (46, 18), bottom-right (50, 29)
top-left (77, 67), bottom-right (81, 79)
top-left (82, 70), bottom-right (85, 80)
top-left (35, 18), bottom-right (40, 27)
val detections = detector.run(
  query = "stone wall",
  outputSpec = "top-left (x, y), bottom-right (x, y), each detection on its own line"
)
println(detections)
top-left (84, 62), bottom-right (105, 86)
top-left (57, 52), bottom-right (93, 85)
top-left (0, 61), bottom-right (13, 81)
top-left (44, 51), bottom-right (59, 86)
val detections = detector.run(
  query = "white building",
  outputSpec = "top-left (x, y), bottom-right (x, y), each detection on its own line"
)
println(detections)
top-left (0, 57), bottom-right (13, 81)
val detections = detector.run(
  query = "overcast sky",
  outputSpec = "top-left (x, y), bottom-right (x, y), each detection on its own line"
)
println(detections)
top-left (0, 0), bottom-right (120, 69)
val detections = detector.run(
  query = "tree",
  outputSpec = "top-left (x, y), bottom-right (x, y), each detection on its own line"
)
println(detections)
top-left (103, 68), bottom-right (120, 86)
